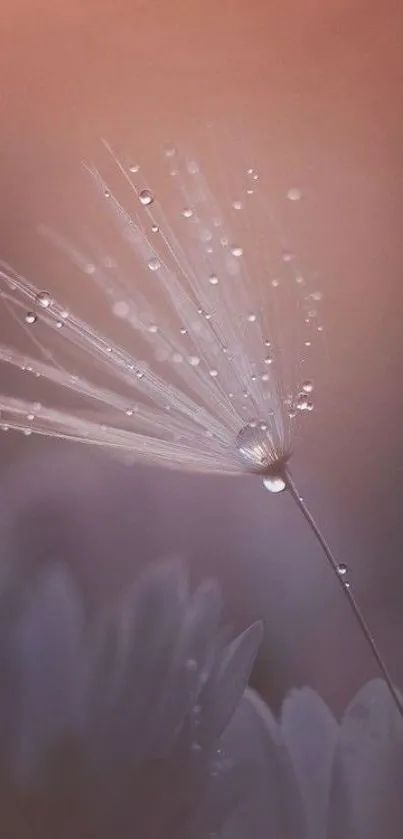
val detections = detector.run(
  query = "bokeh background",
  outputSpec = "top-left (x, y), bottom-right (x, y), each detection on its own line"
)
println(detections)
top-left (0, 0), bottom-right (402, 713)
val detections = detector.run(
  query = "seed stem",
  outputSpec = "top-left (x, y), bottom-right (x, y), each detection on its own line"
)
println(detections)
top-left (284, 468), bottom-right (403, 719)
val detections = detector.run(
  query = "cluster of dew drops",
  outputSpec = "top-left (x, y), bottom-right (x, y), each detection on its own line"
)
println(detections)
top-left (16, 152), bottom-right (324, 449)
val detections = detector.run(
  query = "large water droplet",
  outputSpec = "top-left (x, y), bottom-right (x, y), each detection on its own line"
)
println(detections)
top-left (301, 380), bottom-right (313, 393)
top-left (35, 291), bottom-right (52, 309)
top-left (263, 476), bottom-right (286, 493)
top-left (25, 312), bottom-right (37, 325)
top-left (236, 423), bottom-right (283, 476)
top-left (338, 563), bottom-right (348, 576)
top-left (209, 274), bottom-right (219, 285)
top-left (182, 207), bottom-right (194, 219)
top-left (148, 257), bottom-right (161, 271)
top-left (139, 189), bottom-right (154, 207)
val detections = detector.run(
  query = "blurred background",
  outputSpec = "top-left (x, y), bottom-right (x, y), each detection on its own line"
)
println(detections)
top-left (0, 0), bottom-right (402, 713)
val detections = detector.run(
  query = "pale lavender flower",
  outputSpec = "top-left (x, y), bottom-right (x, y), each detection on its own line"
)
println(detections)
top-left (241, 679), bottom-right (403, 838)
top-left (1, 557), bottom-right (402, 838)
top-left (0, 557), bottom-right (264, 838)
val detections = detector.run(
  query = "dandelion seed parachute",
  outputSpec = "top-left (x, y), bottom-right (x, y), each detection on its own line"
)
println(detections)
top-left (0, 141), bottom-right (401, 718)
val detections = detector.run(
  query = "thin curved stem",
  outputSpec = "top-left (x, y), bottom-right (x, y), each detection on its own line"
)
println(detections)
top-left (284, 468), bottom-right (403, 720)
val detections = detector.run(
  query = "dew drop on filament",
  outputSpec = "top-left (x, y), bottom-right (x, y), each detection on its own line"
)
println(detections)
top-left (35, 291), bottom-right (52, 309)
top-left (236, 423), bottom-right (285, 479)
top-left (263, 476), bottom-right (286, 493)
top-left (139, 189), bottom-right (154, 207)
top-left (25, 312), bottom-right (37, 325)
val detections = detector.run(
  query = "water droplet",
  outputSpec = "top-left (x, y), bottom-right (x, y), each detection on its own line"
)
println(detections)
top-left (25, 312), bottom-right (37, 325)
top-left (171, 352), bottom-right (183, 364)
top-left (129, 163), bottom-right (140, 173)
top-left (198, 228), bottom-right (213, 244)
top-left (35, 291), bottom-right (52, 309)
top-left (301, 380), bottom-right (313, 393)
top-left (151, 223), bottom-right (159, 233)
top-left (232, 200), bottom-right (243, 210)
top-left (147, 257), bottom-right (161, 271)
top-left (231, 245), bottom-right (243, 257)
top-left (247, 168), bottom-right (259, 180)
top-left (136, 370), bottom-right (144, 379)
top-left (247, 313), bottom-right (257, 323)
top-left (264, 355), bottom-right (273, 365)
top-left (263, 476), bottom-right (286, 493)
top-left (282, 251), bottom-right (293, 263)
top-left (310, 290), bottom-right (323, 301)
top-left (304, 340), bottom-right (312, 347)
top-left (338, 563), bottom-right (348, 576)
top-left (182, 207), bottom-right (194, 219)
top-left (287, 187), bottom-right (302, 201)
top-left (296, 275), bottom-right (305, 285)
top-left (191, 742), bottom-right (203, 753)
top-left (139, 189), bottom-right (154, 207)
top-left (317, 325), bottom-right (324, 332)
top-left (113, 301), bottom-right (129, 318)
top-left (165, 146), bottom-right (176, 158)
top-left (209, 274), bottom-right (219, 285)
top-left (271, 278), bottom-right (280, 287)
top-left (187, 160), bottom-right (200, 175)
top-left (180, 327), bottom-right (187, 335)
top-left (344, 580), bottom-right (351, 589)
top-left (236, 423), bottom-right (282, 475)
top-left (148, 323), bottom-right (158, 333)
top-left (209, 368), bottom-right (218, 377)
top-left (261, 373), bottom-right (270, 382)
top-left (103, 189), bottom-right (111, 198)
top-left (188, 356), bottom-right (200, 367)
top-left (296, 393), bottom-right (313, 411)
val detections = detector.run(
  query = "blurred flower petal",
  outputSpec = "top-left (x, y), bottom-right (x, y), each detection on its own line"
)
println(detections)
top-left (328, 678), bottom-right (403, 839)
top-left (281, 687), bottom-right (338, 839)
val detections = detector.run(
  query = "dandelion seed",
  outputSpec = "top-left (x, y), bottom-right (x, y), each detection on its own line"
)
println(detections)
top-left (0, 142), bottom-right (401, 718)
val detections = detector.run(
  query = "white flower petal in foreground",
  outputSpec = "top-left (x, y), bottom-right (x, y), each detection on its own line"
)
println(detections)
top-left (243, 680), bottom-right (403, 838)
top-left (0, 558), bottom-right (263, 838)
top-left (0, 145), bottom-right (321, 484)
